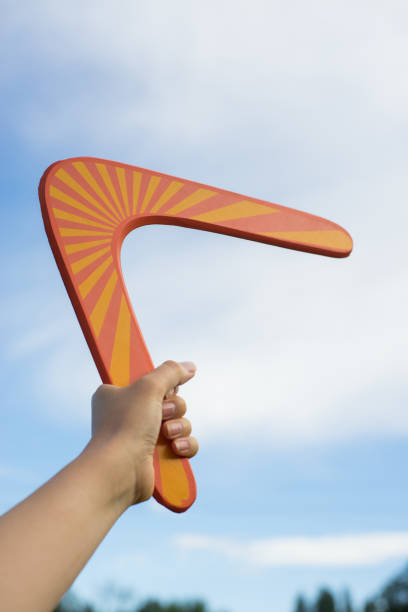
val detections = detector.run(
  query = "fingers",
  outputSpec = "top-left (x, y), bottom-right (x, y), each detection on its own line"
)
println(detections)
top-left (161, 404), bottom-right (199, 458)
top-left (162, 395), bottom-right (186, 420)
top-left (144, 360), bottom-right (197, 398)
top-left (162, 416), bottom-right (192, 439)
top-left (172, 436), bottom-right (199, 458)
top-left (164, 385), bottom-right (179, 400)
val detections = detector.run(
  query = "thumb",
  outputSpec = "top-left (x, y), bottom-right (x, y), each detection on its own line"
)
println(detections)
top-left (143, 360), bottom-right (196, 397)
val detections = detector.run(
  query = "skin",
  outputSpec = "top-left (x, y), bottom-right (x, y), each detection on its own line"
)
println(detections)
top-left (0, 360), bottom-right (199, 612)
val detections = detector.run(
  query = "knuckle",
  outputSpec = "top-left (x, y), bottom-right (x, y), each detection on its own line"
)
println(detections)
top-left (162, 359), bottom-right (180, 375)
top-left (91, 384), bottom-right (111, 403)
top-left (163, 359), bottom-right (178, 369)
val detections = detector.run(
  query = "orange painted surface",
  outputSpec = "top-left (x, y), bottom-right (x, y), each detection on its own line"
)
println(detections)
top-left (39, 157), bottom-right (352, 513)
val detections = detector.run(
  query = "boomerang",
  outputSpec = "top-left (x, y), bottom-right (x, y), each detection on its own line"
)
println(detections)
top-left (39, 157), bottom-right (352, 513)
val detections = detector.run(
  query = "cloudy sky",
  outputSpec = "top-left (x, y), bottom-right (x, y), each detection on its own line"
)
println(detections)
top-left (1, 2), bottom-right (407, 611)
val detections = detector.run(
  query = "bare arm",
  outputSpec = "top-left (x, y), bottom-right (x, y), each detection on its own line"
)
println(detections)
top-left (0, 360), bottom-right (198, 612)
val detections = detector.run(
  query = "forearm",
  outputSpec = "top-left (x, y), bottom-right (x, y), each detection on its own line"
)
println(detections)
top-left (0, 360), bottom-right (198, 612)
top-left (0, 442), bottom-right (127, 612)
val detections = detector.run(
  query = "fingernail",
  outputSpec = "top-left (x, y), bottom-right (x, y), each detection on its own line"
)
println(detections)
top-left (180, 361), bottom-right (196, 374)
top-left (175, 439), bottom-right (190, 452)
top-left (162, 402), bottom-right (176, 418)
top-left (167, 422), bottom-right (183, 436)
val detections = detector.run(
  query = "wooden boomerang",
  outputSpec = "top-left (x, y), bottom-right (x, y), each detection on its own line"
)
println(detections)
top-left (38, 156), bottom-right (353, 513)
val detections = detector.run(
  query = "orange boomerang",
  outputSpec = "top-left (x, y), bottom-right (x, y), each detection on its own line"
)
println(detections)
top-left (39, 156), bottom-right (353, 513)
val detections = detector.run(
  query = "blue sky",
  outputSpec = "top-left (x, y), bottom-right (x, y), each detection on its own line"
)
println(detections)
top-left (1, 2), bottom-right (408, 611)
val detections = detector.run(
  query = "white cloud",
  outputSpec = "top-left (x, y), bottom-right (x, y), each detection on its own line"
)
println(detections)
top-left (4, 166), bottom-right (407, 446)
top-left (3, 0), bottom-right (408, 180)
top-left (2, 2), bottom-right (407, 448)
top-left (0, 255), bottom-right (100, 428)
top-left (120, 168), bottom-right (408, 447)
top-left (175, 531), bottom-right (408, 567)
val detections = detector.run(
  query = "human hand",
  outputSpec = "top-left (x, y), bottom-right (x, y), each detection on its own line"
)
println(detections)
top-left (89, 360), bottom-right (199, 510)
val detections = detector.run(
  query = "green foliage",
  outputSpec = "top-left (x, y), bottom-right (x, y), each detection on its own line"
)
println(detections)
top-left (315, 589), bottom-right (335, 612)
top-left (137, 603), bottom-right (163, 612)
top-left (54, 597), bottom-right (207, 612)
top-left (363, 563), bottom-right (408, 612)
top-left (292, 563), bottom-right (408, 612)
top-left (381, 563), bottom-right (408, 611)
top-left (293, 594), bottom-right (309, 612)
top-left (55, 561), bottom-right (408, 612)
top-left (53, 603), bottom-right (96, 612)
top-left (138, 600), bottom-right (207, 612)
top-left (343, 589), bottom-right (353, 612)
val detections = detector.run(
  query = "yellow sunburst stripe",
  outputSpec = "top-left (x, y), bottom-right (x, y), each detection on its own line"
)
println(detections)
top-left (53, 208), bottom-right (113, 230)
top-left (50, 186), bottom-right (116, 227)
top-left (116, 167), bottom-right (130, 216)
top-left (59, 227), bottom-right (112, 237)
top-left (79, 255), bottom-right (113, 298)
top-left (192, 200), bottom-right (277, 223)
top-left (166, 188), bottom-right (216, 216)
top-left (262, 230), bottom-right (352, 251)
top-left (89, 269), bottom-right (118, 337)
top-left (72, 162), bottom-right (122, 222)
top-left (71, 246), bottom-right (111, 274)
top-left (132, 171), bottom-right (142, 214)
top-left (54, 168), bottom-right (118, 224)
top-left (109, 295), bottom-right (131, 386)
top-left (140, 175), bottom-right (161, 213)
top-left (157, 441), bottom-right (190, 505)
top-left (150, 181), bottom-right (184, 213)
top-left (65, 238), bottom-right (111, 254)
top-left (95, 163), bottom-right (125, 219)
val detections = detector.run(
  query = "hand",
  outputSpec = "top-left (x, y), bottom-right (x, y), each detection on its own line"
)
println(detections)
top-left (89, 360), bottom-right (199, 509)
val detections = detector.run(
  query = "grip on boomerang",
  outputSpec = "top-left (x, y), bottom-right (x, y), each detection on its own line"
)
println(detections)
top-left (39, 156), bottom-right (352, 513)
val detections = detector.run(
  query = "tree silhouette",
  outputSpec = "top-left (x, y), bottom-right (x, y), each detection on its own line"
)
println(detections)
top-left (54, 599), bottom-right (207, 612)
top-left (53, 604), bottom-right (95, 612)
top-left (294, 594), bottom-right (309, 612)
top-left (53, 603), bottom-right (96, 612)
top-left (364, 563), bottom-right (408, 612)
top-left (316, 589), bottom-right (335, 612)
top-left (137, 602), bottom-right (163, 612)
top-left (55, 560), bottom-right (408, 612)
top-left (382, 564), bottom-right (408, 611)
top-left (342, 588), bottom-right (354, 612)
top-left (138, 601), bottom-right (207, 612)
top-left (364, 565), bottom-right (408, 612)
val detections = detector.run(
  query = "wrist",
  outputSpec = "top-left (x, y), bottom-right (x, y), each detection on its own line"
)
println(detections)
top-left (81, 436), bottom-right (151, 512)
